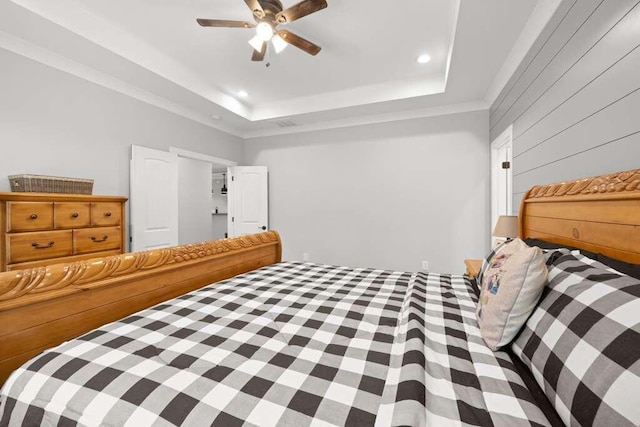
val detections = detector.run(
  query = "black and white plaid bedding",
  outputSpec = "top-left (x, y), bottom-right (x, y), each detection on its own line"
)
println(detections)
top-left (1, 262), bottom-right (550, 426)
top-left (512, 251), bottom-right (640, 427)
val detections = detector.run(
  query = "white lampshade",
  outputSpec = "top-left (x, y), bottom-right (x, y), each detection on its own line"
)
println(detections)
top-left (248, 35), bottom-right (264, 52)
top-left (492, 215), bottom-right (519, 239)
top-left (271, 34), bottom-right (288, 53)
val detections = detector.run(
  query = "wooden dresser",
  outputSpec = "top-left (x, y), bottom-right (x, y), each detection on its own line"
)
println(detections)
top-left (0, 193), bottom-right (127, 271)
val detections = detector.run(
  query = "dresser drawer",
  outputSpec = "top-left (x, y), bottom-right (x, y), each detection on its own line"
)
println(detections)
top-left (6, 202), bottom-right (54, 232)
top-left (54, 203), bottom-right (91, 229)
top-left (7, 230), bottom-right (73, 263)
top-left (91, 203), bottom-right (121, 227)
top-left (74, 227), bottom-right (122, 254)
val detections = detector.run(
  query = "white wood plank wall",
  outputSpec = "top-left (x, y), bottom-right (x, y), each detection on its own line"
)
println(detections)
top-left (490, 0), bottom-right (640, 213)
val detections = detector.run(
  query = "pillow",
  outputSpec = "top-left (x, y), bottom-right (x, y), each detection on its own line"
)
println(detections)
top-left (523, 238), bottom-right (640, 280)
top-left (596, 253), bottom-right (640, 280)
top-left (523, 238), bottom-right (599, 261)
top-left (511, 252), bottom-right (640, 427)
top-left (477, 239), bottom-right (510, 285)
top-left (475, 238), bottom-right (548, 351)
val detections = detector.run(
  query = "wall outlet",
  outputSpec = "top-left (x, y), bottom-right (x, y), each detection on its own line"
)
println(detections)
top-left (421, 261), bottom-right (429, 271)
top-left (302, 253), bottom-right (309, 262)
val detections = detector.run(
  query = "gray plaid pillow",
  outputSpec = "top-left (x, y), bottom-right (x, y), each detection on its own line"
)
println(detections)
top-left (511, 251), bottom-right (640, 426)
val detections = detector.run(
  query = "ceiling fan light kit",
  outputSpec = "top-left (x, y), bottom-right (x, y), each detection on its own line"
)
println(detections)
top-left (197, 0), bottom-right (327, 62)
top-left (271, 34), bottom-right (288, 53)
top-left (256, 22), bottom-right (275, 41)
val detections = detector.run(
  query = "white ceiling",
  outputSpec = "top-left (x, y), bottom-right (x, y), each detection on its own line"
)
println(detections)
top-left (0, 0), bottom-right (556, 138)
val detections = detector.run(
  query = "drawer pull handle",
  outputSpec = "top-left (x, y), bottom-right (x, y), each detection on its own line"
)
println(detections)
top-left (30, 214), bottom-right (38, 220)
top-left (91, 235), bottom-right (109, 243)
top-left (105, 212), bottom-right (112, 217)
top-left (32, 241), bottom-right (54, 249)
top-left (72, 212), bottom-right (79, 218)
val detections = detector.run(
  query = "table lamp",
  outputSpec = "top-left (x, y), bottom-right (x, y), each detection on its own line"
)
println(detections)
top-left (492, 215), bottom-right (519, 241)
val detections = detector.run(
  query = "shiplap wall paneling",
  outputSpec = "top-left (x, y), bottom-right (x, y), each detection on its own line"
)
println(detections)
top-left (491, 0), bottom-right (638, 137)
top-left (489, 0), bottom-right (640, 213)
top-left (490, 0), bottom-right (579, 135)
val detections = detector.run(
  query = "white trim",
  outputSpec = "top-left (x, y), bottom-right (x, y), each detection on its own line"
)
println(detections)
top-left (169, 148), bottom-right (238, 167)
top-left (443, 0), bottom-right (461, 89)
top-left (250, 76), bottom-right (446, 122)
top-left (0, 28), bottom-right (488, 139)
top-left (484, 0), bottom-right (564, 106)
top-left (490, 125), bottom-right (513, 241)
top-left (243, 101), bottom-right (489, 139)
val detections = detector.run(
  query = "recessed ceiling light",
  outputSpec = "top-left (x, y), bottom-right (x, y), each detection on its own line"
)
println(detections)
top-left (417, 54), bottom-right (431, 64)
top-left (237, 90), bottom-right (249, 98)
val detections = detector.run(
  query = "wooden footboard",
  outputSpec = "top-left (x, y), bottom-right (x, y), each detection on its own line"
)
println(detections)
top-left (0, 231), bottom-right (282, 386)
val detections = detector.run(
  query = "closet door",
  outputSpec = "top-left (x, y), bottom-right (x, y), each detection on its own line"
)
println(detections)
top-left (130, 145), bottom-right (178, 252)
top-left (228, 166), bottom-right (268, 237)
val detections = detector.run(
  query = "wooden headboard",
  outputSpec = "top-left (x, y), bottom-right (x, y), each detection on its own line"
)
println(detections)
top-left (519, 169), bottom-right (640, 263)
top-left (0, 231), bottom-right (282, 385)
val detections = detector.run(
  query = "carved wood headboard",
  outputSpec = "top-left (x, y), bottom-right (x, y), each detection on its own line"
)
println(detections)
top-left (519, 169), bottom-right (640, 263)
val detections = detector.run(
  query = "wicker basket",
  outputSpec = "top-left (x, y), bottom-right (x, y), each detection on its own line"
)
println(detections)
top-left (8, 174), bottom-right (94, 195)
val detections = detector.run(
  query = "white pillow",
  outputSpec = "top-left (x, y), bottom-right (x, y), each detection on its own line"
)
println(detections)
top-left (476, 238), bottom-right (548, 351)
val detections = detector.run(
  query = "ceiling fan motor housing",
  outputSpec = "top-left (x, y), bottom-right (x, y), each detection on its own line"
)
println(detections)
top-left (255, 0), bottom-right (284, 23)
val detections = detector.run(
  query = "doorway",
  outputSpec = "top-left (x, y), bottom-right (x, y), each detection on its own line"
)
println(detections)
top-left (170, 148), bottom-right (237, 246)
top-left (130, 145), bottom-right (237, 252)
top-left (490, 125), bottom-right (513, 241)
top-left (130, 146), bottom-right (268, 251)
top-left (211, 168), bottom-right (229, 240)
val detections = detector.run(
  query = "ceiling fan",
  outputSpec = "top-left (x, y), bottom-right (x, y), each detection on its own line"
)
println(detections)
top-left (197, 0), bottom-right (327, 62)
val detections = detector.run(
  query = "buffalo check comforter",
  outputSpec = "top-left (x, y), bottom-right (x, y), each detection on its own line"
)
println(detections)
top-left (0, 262), bottom-right (550, 426)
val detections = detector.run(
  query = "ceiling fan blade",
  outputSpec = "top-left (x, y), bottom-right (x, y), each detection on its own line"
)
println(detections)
top-left (244, 0), bottom-right (265, 19)
top-left (196, 18), bottom-right (254, 28)
top-left (277, 0), bottom-right (327, 23)
top-left (252, 41), bottom-right (267, 61)
top-left (277, 30), bottom-right (321, 56)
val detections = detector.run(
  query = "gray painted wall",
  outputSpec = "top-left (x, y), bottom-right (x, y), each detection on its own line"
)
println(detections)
top-left (490, 0), bottom-right (640, 212)
top-left (245, 110), bottom-right (490, 274)
top-left (0, 49), bottom-right (243, 198)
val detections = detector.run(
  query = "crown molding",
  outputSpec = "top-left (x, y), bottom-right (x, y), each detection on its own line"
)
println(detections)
top-left (242, 101), bottom-right (489, 139)
top-left (1, 31), bottom-right (489, 141)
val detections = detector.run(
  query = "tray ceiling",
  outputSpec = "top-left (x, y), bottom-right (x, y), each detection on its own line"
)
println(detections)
top-left (0, 0), bottom-right (548, 137)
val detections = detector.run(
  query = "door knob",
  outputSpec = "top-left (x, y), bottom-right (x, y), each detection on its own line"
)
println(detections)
top-left (261, 226), bottom-right (267, 230)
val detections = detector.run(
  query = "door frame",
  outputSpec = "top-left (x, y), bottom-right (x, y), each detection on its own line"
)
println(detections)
top-left (169, 147), bottom-right (238, 168)
top-left (490, 125), bottom-right (513, 235)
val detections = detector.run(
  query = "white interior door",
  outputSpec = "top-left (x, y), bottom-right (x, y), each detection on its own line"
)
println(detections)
top-left (130, 145), bottom-right (178, 252)
top-left (228, 166), bottom-right (268, 237)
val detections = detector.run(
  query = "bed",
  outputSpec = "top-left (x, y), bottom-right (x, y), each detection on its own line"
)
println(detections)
top-left (1, 169), bottom-right (639, 426)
